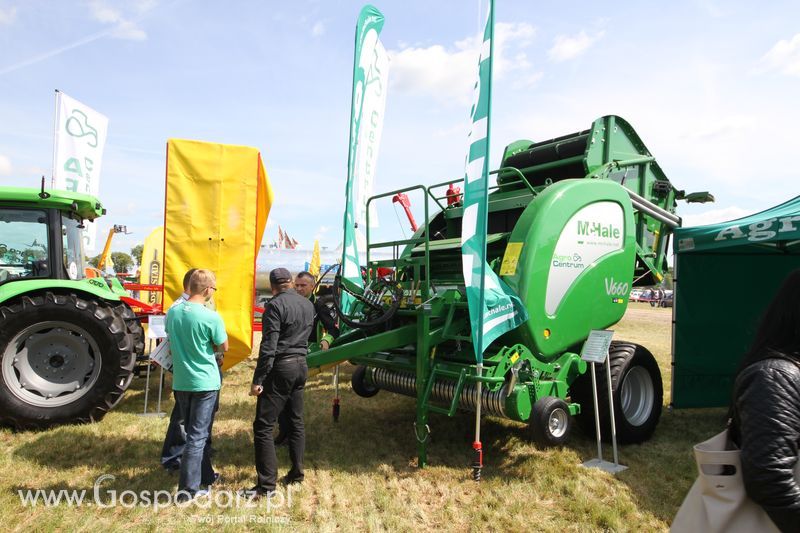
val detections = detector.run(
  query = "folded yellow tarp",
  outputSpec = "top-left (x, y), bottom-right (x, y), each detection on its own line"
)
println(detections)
top-left (163, 139), bottom-right (273, 370)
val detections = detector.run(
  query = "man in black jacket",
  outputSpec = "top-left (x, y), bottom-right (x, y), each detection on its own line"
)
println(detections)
top-left (294, 271), bottom-right (340, 344)
top-left (248, 268), bottom-right (315, 496)
top-left (272, 271), bottom-right (340, 446)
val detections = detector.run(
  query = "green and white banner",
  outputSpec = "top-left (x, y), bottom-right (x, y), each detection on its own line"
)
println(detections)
top-left (460, 0), bottom-right (528, 362)
top-left (53, 90), bottom-right (109, 251)
top-left (341, 4), bottom-right (388, 312)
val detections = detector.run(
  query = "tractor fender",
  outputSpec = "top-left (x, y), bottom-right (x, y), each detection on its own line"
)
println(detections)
top-left (0, 278), bottom-right (121, 306)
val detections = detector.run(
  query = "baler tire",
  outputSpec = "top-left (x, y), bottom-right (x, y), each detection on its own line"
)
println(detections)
top-left (351, 365), bottom-right (379, 398)
top-left (0, 292), bottom-right (138, 429)
top-left (570, 342), bottom-right (662, 444)
top-left (529, 396), bottom-right (571, 447)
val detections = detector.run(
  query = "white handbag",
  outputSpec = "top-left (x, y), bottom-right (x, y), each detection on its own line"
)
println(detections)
top-left (671, 427), bottom-right (800, 532)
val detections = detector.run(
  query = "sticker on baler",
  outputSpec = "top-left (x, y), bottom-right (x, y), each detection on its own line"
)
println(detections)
top-left (510, 351), bottom-right (520, 363)
top-left (545, 202), bottom-right (624, 315)
top-left (499, 242), bottom-right (524, 276)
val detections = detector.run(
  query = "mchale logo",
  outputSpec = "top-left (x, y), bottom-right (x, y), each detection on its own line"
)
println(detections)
top-left (577, 220), bottom-right (620, 239)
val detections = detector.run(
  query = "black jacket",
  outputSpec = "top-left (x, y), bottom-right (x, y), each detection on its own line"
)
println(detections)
top-left (731, 355), bottom-right (800, 533)
top-left (252, 289), bottom-right (315, 386)
top-left (311, 295), bottom-right (339, 342)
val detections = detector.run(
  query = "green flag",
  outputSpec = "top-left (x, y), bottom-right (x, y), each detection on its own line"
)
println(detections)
top-left (341, 5), bottom-right (388, 312)
top-left (460, 0), bottom-right (529, 362)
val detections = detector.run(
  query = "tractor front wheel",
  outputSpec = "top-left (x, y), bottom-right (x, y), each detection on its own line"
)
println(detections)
top-left (571, 342), bottom-right (663, 444)
top-left (0, 292), bottom-right (140, 429)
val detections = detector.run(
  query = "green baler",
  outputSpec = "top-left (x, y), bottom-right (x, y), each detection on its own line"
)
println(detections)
top-left (308, 115), bottom-right (707, 466)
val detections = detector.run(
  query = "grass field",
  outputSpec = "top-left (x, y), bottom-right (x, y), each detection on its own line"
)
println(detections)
top-left (0, 304), bottom-right (727, 531)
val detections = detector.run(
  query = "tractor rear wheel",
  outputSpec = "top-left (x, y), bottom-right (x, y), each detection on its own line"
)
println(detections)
top-left (351, 365), bottom-right (380, 398)
top-left (0, 292), bottom-right (141, 429)
top-left (529, 396), bottom-right (572, 447)
top-left (571, 342), bottom-right (663, 444)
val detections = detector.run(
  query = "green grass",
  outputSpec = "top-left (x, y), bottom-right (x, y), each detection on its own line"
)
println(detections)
top-left (0, 306), bottom-right (725, 531)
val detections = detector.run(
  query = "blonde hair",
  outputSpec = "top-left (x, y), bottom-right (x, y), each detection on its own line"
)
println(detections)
top-left (188, 269), bottom-right (216, 296)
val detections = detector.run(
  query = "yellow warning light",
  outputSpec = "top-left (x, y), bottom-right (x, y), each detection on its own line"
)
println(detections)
top-left (543, 329), bottom-right (551, 338)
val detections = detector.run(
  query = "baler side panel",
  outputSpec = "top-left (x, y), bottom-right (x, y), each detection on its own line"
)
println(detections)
top-left (503, 179), bottom-right (636, 359)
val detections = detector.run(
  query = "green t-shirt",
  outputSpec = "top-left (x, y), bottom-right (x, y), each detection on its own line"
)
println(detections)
top-left (166, 301), bottom-right (227, 391)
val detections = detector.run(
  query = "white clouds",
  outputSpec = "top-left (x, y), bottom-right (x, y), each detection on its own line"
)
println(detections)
top-left (0, 155), bottom-right (11, 175)
top-left (547, 30), bottom-right (604, 62)
top-left (682, 206), bottom-right (753, 228)
top-left (388, 22), bottom-right (540, 105)
top-left (0, 6), bottom-right (17, 25)
top-left (312, 225), bottom-right (330, 241)
top-left (312, 21), bottom-right (325, 37)
top-left (87, 0), bottom-right (152, 41)
top-left (760, 34), bottom-right (800, 77)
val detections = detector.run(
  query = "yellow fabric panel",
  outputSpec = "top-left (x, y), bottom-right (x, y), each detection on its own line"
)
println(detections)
top-left (256, 153), bottom-right (274, 253)
top-left (164, 139), bottom-right (272, 370)
top-left (138, 226), bottom-right (164, 307)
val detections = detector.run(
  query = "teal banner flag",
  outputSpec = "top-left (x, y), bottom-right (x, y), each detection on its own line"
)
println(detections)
top-left (341, 5), bottom-right (388, 312)
top-left (460, 0), bottom-right (529, 362)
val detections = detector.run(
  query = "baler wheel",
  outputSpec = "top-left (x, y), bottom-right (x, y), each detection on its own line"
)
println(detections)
top-left (529, 396), bottom-right (572, 447)
top-left (351, 365), bottom-right (380, 398)
top-left (0, 292), bottom-right (140, 429)
top-left (570, 342), bottom-right (663, 444)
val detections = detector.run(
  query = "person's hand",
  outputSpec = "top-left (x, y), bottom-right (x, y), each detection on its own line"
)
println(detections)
top-left (250, 384), bottom-right (263, 397)
top-left (320, 339), bottom-right (330, 350)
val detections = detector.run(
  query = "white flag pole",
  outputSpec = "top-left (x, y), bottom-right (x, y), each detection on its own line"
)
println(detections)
top-left (51, 89), bottom-right (60, 188)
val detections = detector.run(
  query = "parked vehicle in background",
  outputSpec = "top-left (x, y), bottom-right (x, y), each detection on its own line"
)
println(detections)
top-left (650, 290), bottom-right (674, 308)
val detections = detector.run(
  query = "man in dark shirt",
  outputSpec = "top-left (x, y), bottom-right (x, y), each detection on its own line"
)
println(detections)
top-left (294, 271), bottom-right (340, 344)
top-left (249, 268), bottom-right (315, 496)
top-left (273, 271), bottom-right (340, 446)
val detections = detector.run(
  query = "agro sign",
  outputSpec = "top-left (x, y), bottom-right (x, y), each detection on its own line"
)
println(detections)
top-left (714, 216), bottom-right (800, 243)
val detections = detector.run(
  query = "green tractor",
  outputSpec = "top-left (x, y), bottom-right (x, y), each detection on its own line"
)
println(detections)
top-left (0, 185), bottom-right (144, 429)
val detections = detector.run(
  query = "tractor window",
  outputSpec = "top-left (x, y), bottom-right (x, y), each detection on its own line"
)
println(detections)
top-left (0, 208), bottom-right (50, 283)
top-left (62, 215), bottom-right (86, 280)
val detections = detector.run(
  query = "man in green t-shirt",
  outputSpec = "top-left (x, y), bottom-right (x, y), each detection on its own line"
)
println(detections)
top-left (166, 269), bottom-right (228, 500)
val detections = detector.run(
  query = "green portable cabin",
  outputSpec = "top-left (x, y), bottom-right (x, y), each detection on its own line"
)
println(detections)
top-left (671, 195), bottom-right (800, 408)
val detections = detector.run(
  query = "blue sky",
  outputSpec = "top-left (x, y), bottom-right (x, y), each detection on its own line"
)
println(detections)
top-left (1, 0), bottom-right (799, 257)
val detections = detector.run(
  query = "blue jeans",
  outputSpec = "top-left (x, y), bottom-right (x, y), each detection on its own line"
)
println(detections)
top-left (175, 390), bottom-right (218, 494)
top-left (160, 391), bottom-right (187, 468)
top-left (162, 369), bottom-right (222, 468)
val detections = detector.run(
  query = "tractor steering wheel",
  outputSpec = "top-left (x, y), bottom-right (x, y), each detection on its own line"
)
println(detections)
top-left (331, 274), bottom-right (403, 329)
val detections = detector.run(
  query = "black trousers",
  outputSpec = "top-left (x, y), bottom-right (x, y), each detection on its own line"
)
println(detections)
top-left (253, 356), bottom-right (307, 491)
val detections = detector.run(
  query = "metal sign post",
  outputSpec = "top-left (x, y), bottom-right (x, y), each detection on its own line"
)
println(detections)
top-left (139, 317), bottom-right (167, 418)
top-left (580, 329), bottom-right (627, 474)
